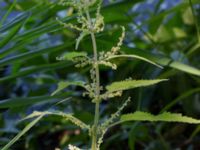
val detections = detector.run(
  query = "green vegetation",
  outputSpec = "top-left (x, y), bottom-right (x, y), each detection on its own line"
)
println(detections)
top-left (0, 0), bottom-right (200, 150)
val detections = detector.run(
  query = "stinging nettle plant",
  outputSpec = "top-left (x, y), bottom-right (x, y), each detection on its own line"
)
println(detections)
top-left (2, 0), bottom-right (200, 150)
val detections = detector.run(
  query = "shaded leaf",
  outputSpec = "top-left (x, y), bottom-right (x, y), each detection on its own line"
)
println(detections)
top-left (0, 23), bottom-right (22, 49)
top-left (0, 0), bottom-right (17, 26)
top-left (2, 114), bottom-right (44, 150)
top-left (0, 92), bottom-right (71, 109)
top-left (0, 12), bottom-right (30, 33)
top-left (0, 43), bottom-right (73, 66)
top-left (161, 88), bottom-right (200, 112)
top-left (107, 54), bottom-right (162, 68)
top-left (0, 61), bottom-right (72, 83)
top-left (51, 81), bottom-right (85, 96)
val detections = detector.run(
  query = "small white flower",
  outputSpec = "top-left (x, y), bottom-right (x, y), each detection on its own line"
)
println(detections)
top-left (68, 144), bottom-right (81, 150)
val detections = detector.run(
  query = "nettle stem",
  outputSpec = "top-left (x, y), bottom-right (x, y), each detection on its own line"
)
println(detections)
top-left (91, 32), bottom-right (100, 150)
top-left (86, 10), bottom-right (101, 150)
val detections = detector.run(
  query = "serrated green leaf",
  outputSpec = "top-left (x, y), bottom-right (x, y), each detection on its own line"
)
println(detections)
top-left (106, 79), bottom-right (167, 92)
top-left (121, 111), bottom-right (200, 124)
top-left (51, 81), bottom-right (85, 96)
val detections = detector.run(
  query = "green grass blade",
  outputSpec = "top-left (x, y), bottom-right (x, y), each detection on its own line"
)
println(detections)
top-left (186, 43), bottom-right (200, 56)
top-left (190, 125), bottom-right (200, 140)
top-left (0, 61), bottom-right (72, 83)
top-left (0, 13), bottom-right (30, 33)
top-left (0, 92), bottom-right (71, 109)
top-left (0, 0), bottom-right (17, 27)
top-left (0, 43), bottom-right (73, 66)
top-left (2, 114), bottom-right (44, 150)
top-left (12, 1), bottom-right (138, 43)
top-left (0, 23), bottom-right (22, 49)
top-left (161, 88), bottom-right (200, 112)
top-left (51, 81), bottom-right (85, 96)
top-left (189, 0), bottom-right (200, 42)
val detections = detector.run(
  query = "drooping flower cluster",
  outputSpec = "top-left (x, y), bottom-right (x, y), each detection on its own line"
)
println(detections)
top-left (98, 26), bottom-right (125, 70)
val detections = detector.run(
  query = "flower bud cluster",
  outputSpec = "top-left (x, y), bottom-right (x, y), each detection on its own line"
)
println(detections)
top-left (82, 83), bottom-right (95, 99)
top-left (125, 77), bottom-right (133, 81)
top-left (100, 26), bottom-right (125, 58)
top-left (58, 0), bottom-right (104, 34)
top-left (101, 91), bottom-right (123, 100)
top-left (59, 112), bottom-right (90, 130)
top-left (90, 67), bottom-right (96, 84)
top-left (98, 51), bottom-right (117, 70)
top-left (56, 18), bottom-right (83, 32)
top-left (96, 128), bottom-right (107, 150)
top-left (59, 0), bottom-right (97, 8)
top-left (111, 26), bottom-right (125, 54)
top-left (92, 97), bottom-right (130, 149)
top-left (82, 81), bottom-right (103, 102)
top-left (97, 26), bottom-right (126, 70)
top-left (100, 97), bottom-right (131, 130)
top-left (73, 56), bottom-right (92, 68)
top-left (98, 60), bottom-right (117, 70)
top-left (68, 144), bottom-right (81, 150)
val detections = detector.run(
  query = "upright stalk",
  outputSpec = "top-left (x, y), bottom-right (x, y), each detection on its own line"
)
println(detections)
top-left (91, 33), bottom-right (100, 150)
top-left (86, 10), bottom-right (101, 150)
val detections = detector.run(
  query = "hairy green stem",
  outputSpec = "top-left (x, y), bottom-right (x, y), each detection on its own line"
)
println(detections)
top-left (92, 102), bottom-right (100, 150)
top-left (0, 0), bottom-right (17, 27)
top-left (86, 10), bottom-right (101, 150)
top-left (91, 32), bottom-right (100, 150)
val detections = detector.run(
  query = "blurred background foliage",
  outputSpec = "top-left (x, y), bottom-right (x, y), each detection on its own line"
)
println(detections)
top-left (0, 0), bottom-right (200, 149)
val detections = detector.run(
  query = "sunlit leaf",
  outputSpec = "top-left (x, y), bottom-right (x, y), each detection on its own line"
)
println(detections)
top-left (106, 79), bottom-right (167, 92)
top-left (121, 111), bottom-right (200, 124)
